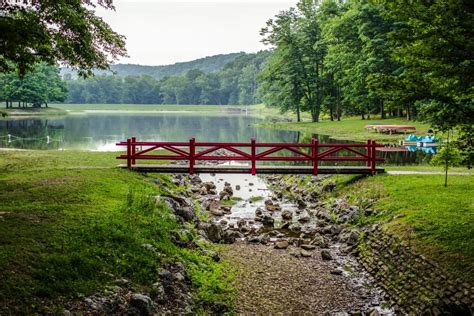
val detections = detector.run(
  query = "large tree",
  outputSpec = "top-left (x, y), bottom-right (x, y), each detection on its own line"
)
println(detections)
top-left (0, 0), bottom-right (127, 77)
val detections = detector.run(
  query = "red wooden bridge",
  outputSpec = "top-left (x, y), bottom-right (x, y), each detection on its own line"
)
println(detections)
top-left (116, 138), bottom-right (384, 175)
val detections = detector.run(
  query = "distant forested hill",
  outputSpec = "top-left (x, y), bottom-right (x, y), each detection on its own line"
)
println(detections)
top-left (61, 52), bottom-right (246, 79)
top-left (64, 51), bottom-right (271, 105)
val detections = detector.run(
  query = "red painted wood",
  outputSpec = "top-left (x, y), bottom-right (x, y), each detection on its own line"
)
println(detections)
top-left (251, 138), bottom-right (256, 175)
top-left (116, 138), bottom-right (385, 174)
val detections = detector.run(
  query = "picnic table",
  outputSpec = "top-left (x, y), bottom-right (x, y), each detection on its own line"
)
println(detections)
top-left (365, 124), bottom-right (416, 135)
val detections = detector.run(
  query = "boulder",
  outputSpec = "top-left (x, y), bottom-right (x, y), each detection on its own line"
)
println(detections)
top-left (321, 249), bottom-right (333, 261)
top-left (129, 294), bottom-right (152, 316)
top-left (274, 240), bottom-right (289, 249)
top-left (262, 214), bottom-right (274, 227)
top-left (281, 210), bottom-right (293, 220)
top-left (301, 250), bottom-right (312, 257)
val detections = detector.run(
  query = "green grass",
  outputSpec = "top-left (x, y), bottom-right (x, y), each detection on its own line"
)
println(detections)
top-left (334, 173), bottom-right (474, 283)
top-left (0, 150), bottom-right (234, 313)
top-left (2, 107), bottom-right (67, 116)
top-left (259, 116), bottom-right (433, 143)
top-left (55, 103), bottom-right (259, 113)
top-left (248, 196), bottom-right (264, 202)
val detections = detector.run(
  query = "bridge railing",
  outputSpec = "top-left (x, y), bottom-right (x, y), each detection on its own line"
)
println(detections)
top-left (116, 138), bottom-right (384, 175)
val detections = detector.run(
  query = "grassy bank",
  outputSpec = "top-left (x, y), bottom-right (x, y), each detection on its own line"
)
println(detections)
top-left (55, 103), bottom-right (259, 113)
top-left (259, 116), bottom-right (433, 143)
top-left (311, 172), bottom-right (473, 283)
top-left (2, 107), bottom-right (68, 117)
top-left (0, 150), bottom-right (233, 313)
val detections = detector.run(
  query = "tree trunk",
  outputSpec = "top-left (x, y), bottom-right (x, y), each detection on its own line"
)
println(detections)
top-left (361, 114), bottom-right (365, 120)
top-left (406, 105), bottom-right (411, 120)
top-left (296, 105), bottom-right (301, 122)
top-left (329, 106), bottom-right (334, 121)
top-left (380, 100), bottom-right (385, 119)
top-left (336, 86), bottom-right (341, 121)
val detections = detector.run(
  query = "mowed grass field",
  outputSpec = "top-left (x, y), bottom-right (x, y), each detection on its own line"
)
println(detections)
top-left (0, 150), bottom-right (234, 313)
top-left (331, 173), bottom-right (474, 283)
top-left (259, 116), bottom-right (433, 143)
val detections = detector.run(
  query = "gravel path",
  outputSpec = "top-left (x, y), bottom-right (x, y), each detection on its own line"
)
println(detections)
top-left (222, 242), bottom-right (374, 314)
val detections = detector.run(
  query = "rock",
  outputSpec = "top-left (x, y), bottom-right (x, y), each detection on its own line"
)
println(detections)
top-left (237, 218), bottom-right (246, 227)
top-left (151, 282), bottom-right (166, 303)
top-left (203, 182), bottom-right (216, 192)
top-left (220, 205), bottom-right (232, 214)
top-left (219, 191), bottom-right (230, 201)
top-left (298, 215), bottom-right (311, 223)
top-left (321, 249), bottom-right (333, 261)
top-left (262, 214), bottom-right (274, 227)
top-left (199, 187), bottom-right (208, 195)
top-left (274, 240), bottom-right (289, 249)
top-left (173, 207), bottom-right (196, 222)
top-left (219, 219), bottom-right (228, 226)
top-left (330, 269), bottom-right (343, 275)
top-left (206, 223), bottom-right (223, 243)
top-left (235, 185), bottom-right (241, 190)
top-left (210, 209), bottom-right (224, 216)
top-left (301, 250), bottom-right (312, 257)
top-left (289, 223), bottom-right (302, 233)
top-left (301, 244), bottom-right (316, 251)
top-left (279, 221), bottom-right (290, 230)
top-left (281, 210), bottom-right (293, 220)
top-left (129, 294), bottom-right (152, 316)
top-left (249, 182), bottom-right (254, 186)
top-left (255, 207), bottom-right (263, 217)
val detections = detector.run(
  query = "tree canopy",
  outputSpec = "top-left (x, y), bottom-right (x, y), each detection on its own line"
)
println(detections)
top-left (0, 0), bottom-right (127, 77)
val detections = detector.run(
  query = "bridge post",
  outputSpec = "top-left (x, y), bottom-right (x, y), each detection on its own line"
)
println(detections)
top-left (189, 137), bottom-right (195, 175)
top-left (131, 137), bottom-right (136, 165)
top-left (126, 138), bottom-right (132, 169)
top-left (251, 137), bottom-right (256, 175)
top-left (371, 140), bottom-right (377, 175)
top-left (366, 139), bottom-right (372, 168)
top-left (312, 138), bottom-right (318, 175)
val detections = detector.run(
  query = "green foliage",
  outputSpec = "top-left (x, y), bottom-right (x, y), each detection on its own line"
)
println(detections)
top-left (0, 151), bottom-right (234, 312)
top-left (431, 144), bottom-right (463, 170)
top-left (334, 173), bottom-right (474, 283)
top-left (64, 51), bottom-right (270, 105)
top-left (0, 1), bottom-right (126, 77)
top-left (0, 63), bottom-right (67, 108)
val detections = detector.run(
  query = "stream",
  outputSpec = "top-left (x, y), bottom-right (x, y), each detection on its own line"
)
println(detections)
top-left (189, 172), bottom-right (394, 314)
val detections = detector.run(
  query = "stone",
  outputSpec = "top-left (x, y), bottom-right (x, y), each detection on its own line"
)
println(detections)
top-left (219, 191), bottom-right (230, 201)
top-left (330, 269), bottom-right (343, 275)
top-left (274, 240), bottom-right (289, 249)
top-left (173, 207), bottom-right (196, 222)
top-left (129, 294), bottom-right (152, 316)
top-left (235, 185), bottom-right (241, 191)
top-left (301, 244), bottom-right (316, 251)
top-left (262, 214), bottom-right (274, 227)
top-left (281, 210), bottom-right (293, 220)
top-left (210, 209), bottom-right (224, 216)
top-left (255, 207), bottom-right (263, 217)
top-left (237, 219), bottom-right (246, 227)
top-left (301, 250), bottom-right (312, 257)
top-left (206, 223), bottom-right (223, 243)
top-left (321, 250), bottom-right (333, 260)
top-left (298, 215), bottom-right (311, 223)
top-left (220, 206), bottom-right (232, 213)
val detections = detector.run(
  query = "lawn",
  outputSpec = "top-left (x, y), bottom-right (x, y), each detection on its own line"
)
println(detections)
top-left (335, 173), bottom-right (474, 283)
top-left (259, 116), bottom-right (433, 143)
top-left (54, 103), bottom-right (258, 113)
top-left (0, 150), bottom-right (233, 313)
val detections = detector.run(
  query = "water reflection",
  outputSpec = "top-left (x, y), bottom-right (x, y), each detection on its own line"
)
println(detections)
top-left (0, 113), bottom-right (433, 165)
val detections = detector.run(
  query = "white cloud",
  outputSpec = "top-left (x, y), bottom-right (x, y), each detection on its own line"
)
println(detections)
top-left (96, 0), bottom-right (296, 65)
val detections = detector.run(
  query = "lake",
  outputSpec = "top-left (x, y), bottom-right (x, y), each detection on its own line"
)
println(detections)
top-left (0, 112), bottom-right (433, 165)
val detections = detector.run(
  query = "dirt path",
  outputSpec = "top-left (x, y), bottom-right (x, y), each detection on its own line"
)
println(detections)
top-left (222, 242), bottom-right (378, 314)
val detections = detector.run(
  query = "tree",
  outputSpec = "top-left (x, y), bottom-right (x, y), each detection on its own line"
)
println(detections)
top-left (260, 2), bottom-right (327, 122)
top-left (0, 0), bottom-right (127, 77)
top-left (1, 63), bottom-right (67, 108)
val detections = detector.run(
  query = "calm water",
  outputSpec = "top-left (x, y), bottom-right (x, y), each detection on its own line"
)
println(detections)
top-left (0, 112), bottom-right (433, 165)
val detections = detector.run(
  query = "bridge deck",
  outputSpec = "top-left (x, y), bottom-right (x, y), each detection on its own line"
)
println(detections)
top-left (118, 164), bottom-right (384, 175)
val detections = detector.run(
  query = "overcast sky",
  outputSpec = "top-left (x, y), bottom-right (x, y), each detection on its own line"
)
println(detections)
top-left (96, 0), bottom-right (296, 66)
